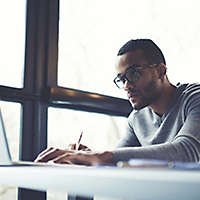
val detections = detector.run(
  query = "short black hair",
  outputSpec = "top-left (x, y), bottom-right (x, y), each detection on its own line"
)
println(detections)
top-left (117, 39), bottom-right (166, 65)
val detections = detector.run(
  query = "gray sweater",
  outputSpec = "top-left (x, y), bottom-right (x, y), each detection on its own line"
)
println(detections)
top-left (113, 83), bottom-right (200, 163)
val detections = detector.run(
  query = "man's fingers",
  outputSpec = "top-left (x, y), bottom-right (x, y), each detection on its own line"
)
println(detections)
top-left (52, 152), bottom-right (93, 166)
top-left (34, 147), bottom-right (55, 162)
top-left (37, 147), bottom-right (54, 157)
top-left (78, 144), bottom-right (91, 151)
top-left (34, 147), bottom-right (54, 162)
top-left (68, 143), bottom-right (91, 151)
top-left (68, 144), bottom-right (76, 150)
top-left (35, 148), bottom-right (70, 162)
top-left (48, 158), bottom-right (73, 165)
top-left (53, 153), bottom-right (74, 164)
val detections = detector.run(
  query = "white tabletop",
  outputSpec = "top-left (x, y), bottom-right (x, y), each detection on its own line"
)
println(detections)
top-left (0, 165), bottom-right (200, 200)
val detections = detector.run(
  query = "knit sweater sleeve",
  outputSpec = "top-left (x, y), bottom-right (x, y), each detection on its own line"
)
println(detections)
top-left (112, 88), bottom-right (200, 163)
top-left (116, 112), bottom-right (141, 148)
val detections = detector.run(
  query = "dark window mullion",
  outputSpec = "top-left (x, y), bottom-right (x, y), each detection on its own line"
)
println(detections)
top-left (18, 0), bottom-right (58, 200)
top-left (49, 87), bottom-right (132, 117)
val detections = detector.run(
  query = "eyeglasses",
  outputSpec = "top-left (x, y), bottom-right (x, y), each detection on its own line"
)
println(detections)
top-left (113, 64), bottom-right (157, 89)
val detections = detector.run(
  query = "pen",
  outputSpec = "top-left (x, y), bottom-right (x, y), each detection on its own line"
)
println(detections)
top-left (76, 131), bottom-right (83, 150)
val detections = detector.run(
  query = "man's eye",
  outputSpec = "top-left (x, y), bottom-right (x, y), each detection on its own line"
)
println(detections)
top-left (127, 71), bottom-right (140, 81)
top-left (117, 76), bottom-right (126, 83)
top-left (130, 70), bottom-right (139, 75)
top-left (119, 77), bottom-right (126, 84)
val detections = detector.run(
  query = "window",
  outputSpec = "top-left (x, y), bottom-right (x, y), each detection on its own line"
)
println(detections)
top-left (0, 101), bottom-right (21, 160)
top-left (0, 1), bottom-right (130, 200)
top-left (58, 0), bottom-right (200, 95)
top-left (47, 108), bottom-right (127, 200)
top-left (0, 1), bottom-right (26, 88)
top-left (0, 101), bottom-right (21, 200)
top-left (48, 108), bottom-right (126, 151)
top-left (58, 0), bottom-right (127, 98)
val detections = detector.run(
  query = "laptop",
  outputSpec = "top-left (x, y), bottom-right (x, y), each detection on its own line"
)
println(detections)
top-left (0, 109), bottom-right (68, 167)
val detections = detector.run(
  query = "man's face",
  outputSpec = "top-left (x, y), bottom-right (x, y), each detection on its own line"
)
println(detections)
top-left (115, 50), bottom-right (162, 110)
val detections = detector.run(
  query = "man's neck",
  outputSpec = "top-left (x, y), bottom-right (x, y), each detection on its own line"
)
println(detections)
top-left (149, 83), bottom-right (177, 116)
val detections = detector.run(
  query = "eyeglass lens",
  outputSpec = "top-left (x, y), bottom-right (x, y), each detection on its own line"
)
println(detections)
top-left (115, 69), bottom-right (141, 88)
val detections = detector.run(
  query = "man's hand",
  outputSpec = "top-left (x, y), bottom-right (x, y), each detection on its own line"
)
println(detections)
top-left (68, 143), bottom-right (91, 151)
top-left (34, 147), bottom-right (114, 166)
top-left (34, 147), bottom-right (72, 163)
top-left (53, 150), bottom-right (114, 166)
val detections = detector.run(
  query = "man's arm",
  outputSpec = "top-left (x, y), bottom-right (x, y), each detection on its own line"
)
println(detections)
top-left (113, 93), bottom-right (200, 163)
top-left (35, 113), bottom-right (200, 165)
top-left (112, 136), bottom-right (200, 163)
top-left (35, 112), bottom-right (140, 165)
top-left (35, 93), bottom-right (200, 165)
top-left (35, 148), bottom-right (114, 165)
top-left (35, 136), bottom-right (199, 166)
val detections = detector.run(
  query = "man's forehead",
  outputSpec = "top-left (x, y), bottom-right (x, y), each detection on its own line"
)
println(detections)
top-left (115, 50), bottom-right (146, 73)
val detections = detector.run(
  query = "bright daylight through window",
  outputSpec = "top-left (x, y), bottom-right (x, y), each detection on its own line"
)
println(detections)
top-left (0, 1), bottom-right (25, 199)
top-left (58, 0), bottom-right (200, 97)
top-left (0, 1), bottom-right (26, 88)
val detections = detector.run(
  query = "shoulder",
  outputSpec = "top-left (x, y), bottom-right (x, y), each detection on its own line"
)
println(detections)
top-left (178, 83), bottom-right (200, 101)
top-left (179, 83), bottom-right (200, 96)
top-left (177, 83), bottom-right (200, 112)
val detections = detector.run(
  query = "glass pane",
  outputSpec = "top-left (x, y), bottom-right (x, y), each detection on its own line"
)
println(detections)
top-left (58, 0), bottom-right (200, 97)
top-left (0, 101), bottom-right (21, 200)
top-left (0, 1), bottom-right (26, 88)
top-left (48, 107), bottom-right (126, 151)
top-left (47, 107), bottom-right (127, 200)
top-left (0, 101), bottom-right (21, 160)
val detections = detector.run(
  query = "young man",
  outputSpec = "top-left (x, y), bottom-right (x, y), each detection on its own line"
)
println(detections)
top-left (35, 39), bottom-right (200, 165)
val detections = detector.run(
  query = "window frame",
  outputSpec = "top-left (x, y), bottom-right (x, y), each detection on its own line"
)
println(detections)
top-left (0, 0), bottom-right (132, 200)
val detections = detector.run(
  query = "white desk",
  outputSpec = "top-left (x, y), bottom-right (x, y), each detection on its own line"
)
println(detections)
top-left (0, 165), bottom-right (200, 200)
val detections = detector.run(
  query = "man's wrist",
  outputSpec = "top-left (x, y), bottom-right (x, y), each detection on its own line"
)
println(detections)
top-left (97, 151), bottom-right (114, 165)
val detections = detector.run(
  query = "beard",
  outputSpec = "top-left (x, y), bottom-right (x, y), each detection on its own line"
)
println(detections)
top-left (129, 77), bottom-right (160, 110)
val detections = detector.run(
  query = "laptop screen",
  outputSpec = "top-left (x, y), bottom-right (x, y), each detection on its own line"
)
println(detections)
top-left (0, 109), bottom-right (12, 164)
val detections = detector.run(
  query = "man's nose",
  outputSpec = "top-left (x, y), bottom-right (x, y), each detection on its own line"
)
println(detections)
top-left (124, 80), bottom-right (134, 91)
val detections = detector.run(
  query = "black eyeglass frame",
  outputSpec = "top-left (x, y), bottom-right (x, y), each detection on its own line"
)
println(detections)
top-left (113, 64), bottom-right (158, 89)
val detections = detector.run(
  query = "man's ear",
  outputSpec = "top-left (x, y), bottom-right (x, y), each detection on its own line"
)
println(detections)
top-left (157, 63), bottom-right (167, 80)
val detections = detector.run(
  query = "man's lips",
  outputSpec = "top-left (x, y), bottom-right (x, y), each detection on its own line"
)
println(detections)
top-left (127, 92), bottom-right (140, 99)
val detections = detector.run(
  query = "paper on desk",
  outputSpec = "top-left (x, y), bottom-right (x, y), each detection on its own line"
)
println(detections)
top-left (117, 159), bottom-right (200, 170)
